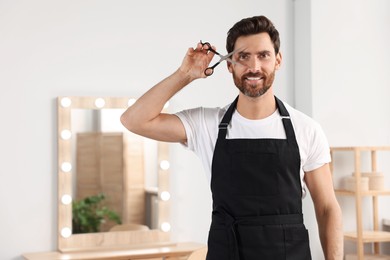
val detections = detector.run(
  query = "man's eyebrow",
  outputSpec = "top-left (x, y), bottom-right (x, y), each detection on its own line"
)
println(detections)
top-left (258, 50), bottom-right (272, 55)
top-left (236, 50), bottom-right (272, 55)
top-left (237, 50), bottom-right (250, 55)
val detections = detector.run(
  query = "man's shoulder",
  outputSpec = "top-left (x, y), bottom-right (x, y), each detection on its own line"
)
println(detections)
top-left (176, 105), bottom-right (227, 122)
top-left (282, 102), bottom-right (319, 127)
top-left (281, 101), bottom-right (326, 142)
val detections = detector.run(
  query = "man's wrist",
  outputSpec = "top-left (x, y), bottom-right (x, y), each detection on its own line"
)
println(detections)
top-left (175, 67), bottom-right (197, 84)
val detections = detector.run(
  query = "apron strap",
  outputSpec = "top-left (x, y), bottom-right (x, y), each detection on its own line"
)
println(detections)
top-left (217, 96), bottom-right (298, 147)
top-left (218, 96), bottom-right (239, 139)
top-left (275, 97), bottom-right (299, 147)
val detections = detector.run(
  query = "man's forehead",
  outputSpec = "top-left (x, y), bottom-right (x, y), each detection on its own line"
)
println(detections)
top-left (234, 33), bottom-right (274, 52)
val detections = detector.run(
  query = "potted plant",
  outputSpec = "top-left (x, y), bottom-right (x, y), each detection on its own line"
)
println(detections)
top-left (72, 193), bottom-right (122, 234)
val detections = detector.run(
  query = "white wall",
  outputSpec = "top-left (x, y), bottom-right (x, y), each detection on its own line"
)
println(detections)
top-left (295, 0), bottom-right (390, 256)
top-left (0, 1), bottom-right (294, 259)
top-left (311, 0), bottom-right (390, 146)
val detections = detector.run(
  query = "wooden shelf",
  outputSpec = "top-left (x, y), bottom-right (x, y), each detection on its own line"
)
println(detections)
top-left (335, 189), bottom-right (390, 196)
top-left (345, 254), bottom-right (390, 260)
top-left (331, 146), bottom-right (390, 260)
top-left (331, 146), bottom-right (390, 152)
top-left (344, 231), bottom-right (390, 243)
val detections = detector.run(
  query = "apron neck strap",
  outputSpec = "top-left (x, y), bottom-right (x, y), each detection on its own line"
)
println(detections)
top-left (218, 96), bottom-right (297, 143)
top-left (275, 96), bottom-right (288, 117)
top-left (218, 96), bottom-right (239, 138)
top-left (275, 97), bottom-right (297, 143)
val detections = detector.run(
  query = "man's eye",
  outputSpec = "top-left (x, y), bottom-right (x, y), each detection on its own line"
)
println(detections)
top-left (238, 54), bottom-right (249, 60)
top-left (260, 53), bottom-right (270, 59)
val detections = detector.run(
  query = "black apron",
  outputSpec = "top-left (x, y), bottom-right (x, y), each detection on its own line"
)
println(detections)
top-left (206, 96), bottom-right (312, 260)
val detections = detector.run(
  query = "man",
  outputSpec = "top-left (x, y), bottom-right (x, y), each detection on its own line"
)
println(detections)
top-left (121, 15), bottom-right (343, 260)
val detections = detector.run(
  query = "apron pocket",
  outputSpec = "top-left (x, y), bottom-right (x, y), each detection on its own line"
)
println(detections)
top-left (237, 225), bottom-right (286, 260)
top-left (285, 225), bottom-right (312, 260)
top-left (231, 152), bottom-right (280, 196)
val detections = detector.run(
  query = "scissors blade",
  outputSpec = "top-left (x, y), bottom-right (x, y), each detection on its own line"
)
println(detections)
top-left (225, 57), bottom-right (237, 65)
top-left (203, 46), bottom-right (244, 76)
top-left (219, 48), bottom-right (242, 65)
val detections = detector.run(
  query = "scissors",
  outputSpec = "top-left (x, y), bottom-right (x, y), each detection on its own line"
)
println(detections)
top-left (200, 40), bottom-right (239, 76)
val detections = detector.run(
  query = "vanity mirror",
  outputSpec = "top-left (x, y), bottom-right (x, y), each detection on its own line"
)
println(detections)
top-left (57, 96), bottom-right (171, 252)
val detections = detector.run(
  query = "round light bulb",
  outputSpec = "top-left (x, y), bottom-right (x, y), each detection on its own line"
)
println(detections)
top-left (61, 162), bottom-right (72, 173)
top-left (61, 130), bottom-right (72, 140)
top-left (160, 191), bottom-right (171, 201)
top-left (161, 222), bottom-right (171, 232)
top-left (61, 194), bottom-right (72, 205)
top-left (95, 98), bottom-right (105, 108)
top-left (160, 160), bottom-right (170, 170)
top-left (128, 98), bottom-right (136, 107)
top-left (60, 97), bottom-right (72, 108)
top-left (61, 227), bottom-right (72, 238)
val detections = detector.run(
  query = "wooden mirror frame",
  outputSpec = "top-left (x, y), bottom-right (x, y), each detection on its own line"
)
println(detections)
top-left (57, 96), bottom-right (170, 252)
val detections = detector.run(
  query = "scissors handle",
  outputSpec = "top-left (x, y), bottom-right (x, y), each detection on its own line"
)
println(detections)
top-left (204, 61), bottom-right (222, 76)
top-left (200, 40), bottom-right (235, 76)
top-left (200, 41), bottom-right (218, 76)
top-left (204, 67), bottom-right (214, 76)
top-left (200, 41), bottom-right (220, 55)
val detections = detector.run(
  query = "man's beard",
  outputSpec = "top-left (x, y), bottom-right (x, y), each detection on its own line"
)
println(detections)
top-left (233, 70), bottom-right (275, 98)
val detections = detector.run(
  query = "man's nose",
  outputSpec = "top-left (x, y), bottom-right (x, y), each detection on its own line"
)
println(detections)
top-left (247, 57), bottom-right (261, 72)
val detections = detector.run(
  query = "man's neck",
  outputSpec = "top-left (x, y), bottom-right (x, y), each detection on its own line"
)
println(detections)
top-left (236, 91), bottom-right (277, 120)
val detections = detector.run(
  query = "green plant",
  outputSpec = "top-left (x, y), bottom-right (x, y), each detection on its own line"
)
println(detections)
top-left (72, 193), bottom-right (122, 234)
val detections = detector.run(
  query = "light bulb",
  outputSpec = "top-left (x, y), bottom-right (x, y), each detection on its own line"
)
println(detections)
top-left (161, 222), bottom-right (171, 232)
top-left (61, 227), bottom-right (72, 238)
top-left (61, 194), bottom-right (72, 205)
top-left (160, 160), bottom-right (170, 170)
top-left (61, 130), bottom-right (72, 140)
top-left (128, 98), bottom-right (136, 107)
top-left (60, 97), bottom-right (72, 108)
top-left (95, 98), bottom-right (105, 108)
top-left (61, 162), bottom-right (72, 173)
top-left (160, 191), bottom-right (171, 201)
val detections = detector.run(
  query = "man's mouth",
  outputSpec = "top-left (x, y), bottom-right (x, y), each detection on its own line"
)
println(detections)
top-left (246, 77), bottom-right (262, 80)
top-left (244, 76), bottom-right (264, 84)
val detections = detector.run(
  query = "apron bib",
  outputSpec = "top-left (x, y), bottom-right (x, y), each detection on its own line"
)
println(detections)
top-left (206, 96), bottom-right (312, 260)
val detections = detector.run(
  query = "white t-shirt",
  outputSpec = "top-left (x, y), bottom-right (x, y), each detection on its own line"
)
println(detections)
top-left (175, 99), bottom-right (331, 197)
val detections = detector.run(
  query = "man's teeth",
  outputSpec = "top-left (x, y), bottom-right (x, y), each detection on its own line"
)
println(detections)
top-left (246, 77), bottom-right (261, 80)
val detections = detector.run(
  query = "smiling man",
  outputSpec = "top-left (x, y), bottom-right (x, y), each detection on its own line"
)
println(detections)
top-left (121, 15), bottom-right (343, 260)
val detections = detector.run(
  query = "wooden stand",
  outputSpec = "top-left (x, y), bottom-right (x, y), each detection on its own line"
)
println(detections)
top-left (23, 242), bottom-right (206, 260)
top-left (330, 146), bottom-right (390, 260)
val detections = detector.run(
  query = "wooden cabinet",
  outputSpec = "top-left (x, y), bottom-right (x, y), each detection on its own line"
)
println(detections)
top-left (330, 146), bottom-right (390, 260)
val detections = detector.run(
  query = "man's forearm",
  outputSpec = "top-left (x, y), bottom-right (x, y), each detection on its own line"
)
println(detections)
top-left (317, 205), bottom-right (344, 260)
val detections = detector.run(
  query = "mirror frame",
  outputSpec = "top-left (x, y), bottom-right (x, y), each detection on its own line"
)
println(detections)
top-left (57, 96), bottom-right (170, 252)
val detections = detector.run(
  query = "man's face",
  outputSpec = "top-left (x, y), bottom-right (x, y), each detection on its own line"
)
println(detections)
top-left (228, 33), bottom-right (282, 98)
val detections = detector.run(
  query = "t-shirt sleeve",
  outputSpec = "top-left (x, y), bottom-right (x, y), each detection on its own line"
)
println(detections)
top-left (302, 121), bottom-right (331, 172)
top-left (175, 107), bottom-right (222, 154)
top-left (175, 108), bottom-right (200, 151)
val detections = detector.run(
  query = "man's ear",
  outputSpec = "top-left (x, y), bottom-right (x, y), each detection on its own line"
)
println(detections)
top-left (275, 51), bottom-right (282, 70)
top-left (227, 61), bottom-right (233, 73)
